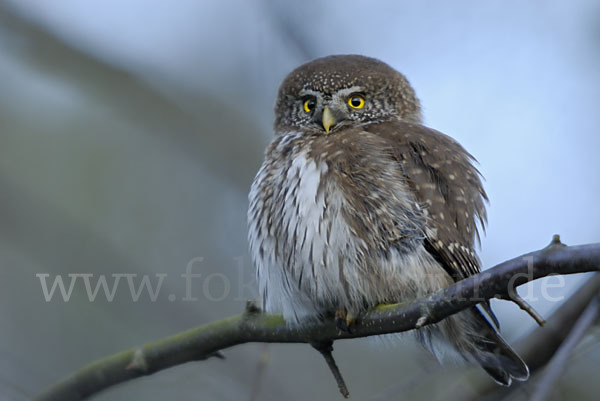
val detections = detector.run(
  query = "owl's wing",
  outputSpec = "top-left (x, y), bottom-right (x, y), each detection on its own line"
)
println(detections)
top-left (367, 120), bottom-right (488, 281)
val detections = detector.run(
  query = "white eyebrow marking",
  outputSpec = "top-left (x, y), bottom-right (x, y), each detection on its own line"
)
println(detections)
top-left (332, 86), bottom-right (363, 100)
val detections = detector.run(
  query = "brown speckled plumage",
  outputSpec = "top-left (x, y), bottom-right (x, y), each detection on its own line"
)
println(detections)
top-left (248, 55), bottom-right (528, 385)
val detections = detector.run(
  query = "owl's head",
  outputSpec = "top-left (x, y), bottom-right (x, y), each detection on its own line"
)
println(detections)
top-left (274, 55), bottom-right (422, 134)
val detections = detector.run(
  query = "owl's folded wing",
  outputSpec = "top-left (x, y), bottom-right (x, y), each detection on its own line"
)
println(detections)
top-left (366, 120), bottom-right (488, 281)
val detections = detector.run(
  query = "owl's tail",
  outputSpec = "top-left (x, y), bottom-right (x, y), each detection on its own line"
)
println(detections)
top-left (465, 307), bottom-right (530, 386)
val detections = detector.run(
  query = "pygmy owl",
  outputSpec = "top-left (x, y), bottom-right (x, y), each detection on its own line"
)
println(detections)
top-left (248, 55), bottom-right (529, 385)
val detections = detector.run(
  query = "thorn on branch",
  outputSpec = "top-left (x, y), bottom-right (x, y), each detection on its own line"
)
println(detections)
top-left (125, 348), bottom-right (148, 372)
top-left (415, 315), bottom-right (428, 329)
top-left (244, 299), bottom-right (262, 315)
top-left (197, 350), bottom-right (226, 361)
top-left (415, 304), bottom-right (434, 329)
top-left (545, 234), bottom-right (566, 250)
top-left (211, 351), bottom-right (226, 360)
top-left (311, 340), bottom-right (350, 398)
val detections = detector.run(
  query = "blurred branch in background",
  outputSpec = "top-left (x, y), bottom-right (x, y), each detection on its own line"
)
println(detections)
top-left (0, 3), bottom-right (269, 398)
top-left (528, 296), bottom-right (599, 401)
top-left (0, 2), bottom-right (264, 191)
top-left (0, 1), bottom-right (263, 281)
top-left (262, 0), bottom-right (319, 61)
top-left (32, 239), bottom-right (600, 401)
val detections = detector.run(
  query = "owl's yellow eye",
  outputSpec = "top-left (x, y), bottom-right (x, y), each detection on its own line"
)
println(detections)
top-left (348, 95), bottom-right (365, 109)
top-left (304, 98), bottom-right (316, 113)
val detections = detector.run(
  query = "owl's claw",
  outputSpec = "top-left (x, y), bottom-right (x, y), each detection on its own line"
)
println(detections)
top-left (335, 309), bottom-right (357, 333)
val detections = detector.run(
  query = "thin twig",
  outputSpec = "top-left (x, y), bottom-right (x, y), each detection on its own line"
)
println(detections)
top-left (499, 236), bottom-right (564, 327)
top-left (528, 296), bottom-right (600, 401)
top-left (311, 341), bottom-right (350, 398)
top-left (504, 292), bottom-right (546, 326)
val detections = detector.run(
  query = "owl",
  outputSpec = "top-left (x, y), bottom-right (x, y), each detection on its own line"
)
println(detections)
top-left (248, 55), bottom-right (529, 385)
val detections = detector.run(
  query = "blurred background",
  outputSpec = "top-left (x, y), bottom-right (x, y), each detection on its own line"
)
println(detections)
top-left (1, 1), bottom-right (599, 400)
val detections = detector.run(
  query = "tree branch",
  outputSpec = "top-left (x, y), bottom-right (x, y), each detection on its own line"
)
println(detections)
top-left (32, 238), bottom-right (600, 401)
top-left (445, 273), bottom-right (600, 401)
top-left (528, 294), bottom-right (600, 401)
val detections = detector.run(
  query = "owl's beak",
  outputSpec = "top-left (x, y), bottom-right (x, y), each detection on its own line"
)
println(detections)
top-left (322, 106), bottom-right (336, 133)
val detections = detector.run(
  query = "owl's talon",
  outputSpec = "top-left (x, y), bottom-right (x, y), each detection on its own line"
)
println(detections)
top-left (335, 310), bottom-right (357, 333)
